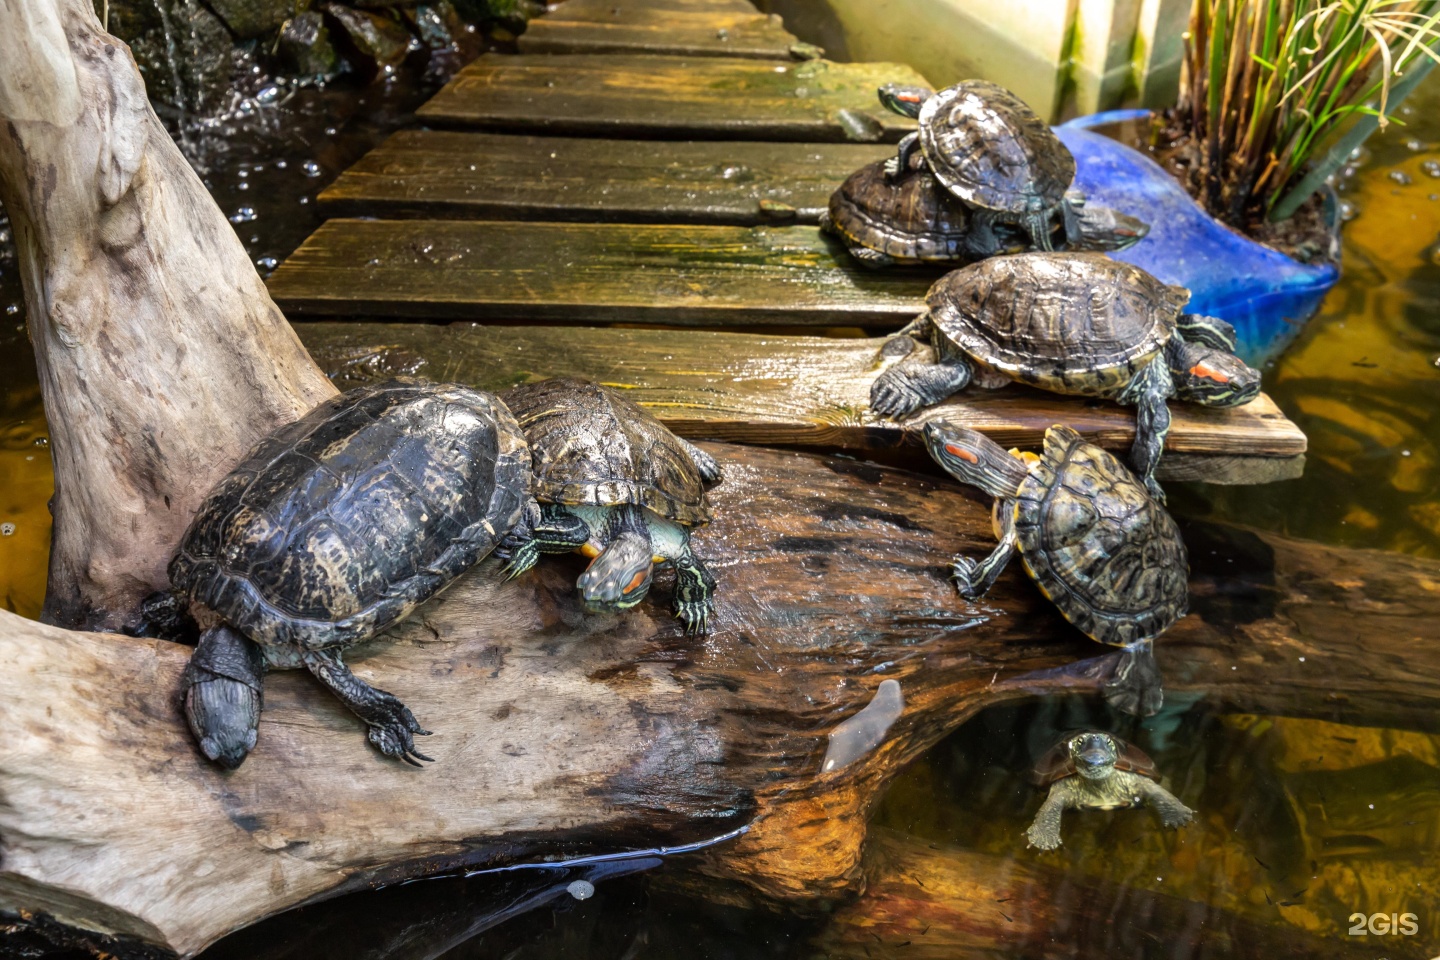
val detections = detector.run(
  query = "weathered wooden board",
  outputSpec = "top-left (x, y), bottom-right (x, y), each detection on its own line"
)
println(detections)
top-left (297, 323), bottom-right (1308, 483)
top-left (416, 55), bottom-right (924, 142)
top-left (519, 10), bottom-right (801, 60)
top-left (552, 0), bottom-right (763, 16)
top-left (266, 219), bottom-right (931, 326)
top-left (317, 132), bottom-right (891, 224)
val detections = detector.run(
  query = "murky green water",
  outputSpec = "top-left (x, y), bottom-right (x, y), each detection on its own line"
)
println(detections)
top-left (1, 42), bottom-right (1439, 960)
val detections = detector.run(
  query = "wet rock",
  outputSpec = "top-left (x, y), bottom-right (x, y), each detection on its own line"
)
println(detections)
top-left (209, 0), bottom-right (302, 39)
top-left (326, 4), bottom-right (413, 72)
top-left (278, 11), bottom-right (342, 79)
top-left (112, 0), bottom-right (235, 113)
top-left (404, 0), bottom-right (465, 50)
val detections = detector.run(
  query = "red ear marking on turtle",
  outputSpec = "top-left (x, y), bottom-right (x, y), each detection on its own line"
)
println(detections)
top-left (945, 444), bottom-right (979, 463)
top-left (624, 570), bottom-right (648, 594)
top-left (1189, 363), bottom-right (1230, 383)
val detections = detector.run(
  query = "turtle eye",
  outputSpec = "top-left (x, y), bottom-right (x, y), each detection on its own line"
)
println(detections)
top-left (944, 443), bottom-right (979, 463)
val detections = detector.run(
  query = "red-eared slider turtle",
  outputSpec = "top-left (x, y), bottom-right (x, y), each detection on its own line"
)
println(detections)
top-left (1026, 731), bottom-right (1194, 849)
top-left (879, 81), bottom-right (1079, 251)
top-left (874, 252), bottom-right (1262, 501)
top-left (157, 378), bottom-right (531, 768)
top-left (496, 377), bottom-right (721, 634)
top-left (820, 156), bottom-right (1148, 268)
top-left (923, 422), bottom-right (1189, 716)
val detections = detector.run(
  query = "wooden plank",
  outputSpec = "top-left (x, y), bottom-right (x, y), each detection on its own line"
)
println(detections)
top-left (295, 323), bottom-right (1308, 483)
top-left (417, 54), bottom-right (924, 142)
top-left (266, 219), bottom-right (931, 326)
top-left (552, 0), bottom-right (763, 16)
top-left (519, 10), bottom-right (801, 60)
top-left (317, 132), bottom-right (892, 224)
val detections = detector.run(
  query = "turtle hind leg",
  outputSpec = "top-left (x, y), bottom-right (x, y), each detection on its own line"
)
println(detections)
top-left (183, 625), bottom-right (266, 769)
top-left (847, 245), bottom-right (895, 269)
top-left (952, 500), bottom-right (1017, 600)
top-left (870, 352), bottom-right (973, 418)
top-left (303, 648), bottom-right (433, 766)
top-left (679, 439), bottom-right (724, 485)
top-left (885, 132), bottom-right (920, 181)
top-left (1104, 639), bottom-right (1164, 717)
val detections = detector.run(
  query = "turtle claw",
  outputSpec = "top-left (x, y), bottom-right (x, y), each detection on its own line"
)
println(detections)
top-left (675, 599), bottom-right (712, 635)
top-left (950, 557), bottom-right (983, 599)
top-left (1143, 476), bottom-right (1167, 505)
top-left (501, 541), bottom-right (539, 580)
top-left (870, 369), bottom-right (925, 418)
top-left (1025, 826), bottom-right (1062, 851)
top-left (882, 156), bottom-right (902, 181)
top-left (364, 693), bottom-right (434, 765)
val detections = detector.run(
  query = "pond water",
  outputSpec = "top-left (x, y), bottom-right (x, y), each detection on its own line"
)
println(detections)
top-left (1, 39), bottom-right (1439, 960)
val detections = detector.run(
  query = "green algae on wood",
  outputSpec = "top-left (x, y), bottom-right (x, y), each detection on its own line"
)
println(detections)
top-left (296, 322), bottom-right (1308, 484)
top-left (416, 54), bottom-right (927, 142)
top-left (518, 9), bottom-right (801, 60)
top-left (317, 132), bottom-right (894, 224)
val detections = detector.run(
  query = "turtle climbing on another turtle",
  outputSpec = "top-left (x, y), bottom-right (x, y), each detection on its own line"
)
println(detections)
top-left (1025, 730), bottom-right (1195, 850)
top-left (878, 80), bottom-right (1080, 251)
top-left (147, 378), bottom-right (532, 768)
top-left (820, 154), bottom-right (1148, 269)
top-left (923, 421), bottom-right (1189, 716)
top-left (873, 252), bottom-right (1262, 502)
top-left (496, 377), bottom-right (721, 635)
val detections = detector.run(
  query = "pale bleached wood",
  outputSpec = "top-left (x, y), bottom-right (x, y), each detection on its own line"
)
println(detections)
top-left (0, 0), bottom-right (336, 631)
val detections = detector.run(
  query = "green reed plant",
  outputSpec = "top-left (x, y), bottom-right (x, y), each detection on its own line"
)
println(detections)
top-left (1179, 0), bottom-right (1440, 227)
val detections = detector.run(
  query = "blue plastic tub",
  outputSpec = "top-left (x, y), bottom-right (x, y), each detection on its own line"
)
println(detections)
top-left (1058, 110), bottom-right (1340, 366)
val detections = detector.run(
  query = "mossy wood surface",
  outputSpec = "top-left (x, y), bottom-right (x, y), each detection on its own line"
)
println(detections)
top-left (317, 132), bottom-right (892, 224)
top-left (416, 55), bottom-right (925, 142)
top-left (551, 0), bottom-right (765, 17)
top-left (265, 219), bottom-right (931, 325)
top-left (297, 322), bottom-right (1307, 483)
top-left (518, 9), bottom-right (800, 60)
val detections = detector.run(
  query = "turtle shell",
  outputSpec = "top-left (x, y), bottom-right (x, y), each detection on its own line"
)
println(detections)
top-left (929, 252), bottom-right (1191, 397)
top-left (1029, 731), bottom-right (1161, 786)
top-left (918, 81), bottom-right (1075, 215)
top-left (1013, 425), bottom-right (1189, 647)
top-left (170, 378), bottom-right (531, 653)
top-left (826, 159), bottom-right (992, 263)
top-left (501, 377), bottom-right (711, 526)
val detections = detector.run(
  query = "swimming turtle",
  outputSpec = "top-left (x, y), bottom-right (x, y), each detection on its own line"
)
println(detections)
top-left (923, 421), bottom-right (1189, 716)
top-left (157, 378), bottom-right (531, 768)
top-left (1026, 731), bottom-right (1195, 850)
top-left (496, 377), bottom-right (721, 634)
top-left (878, 81), bottom-right (1078, 251)
top-left (820, 155), bottom-right (1148, 268)
top-left (873, 252), bottom-right (1262, 501)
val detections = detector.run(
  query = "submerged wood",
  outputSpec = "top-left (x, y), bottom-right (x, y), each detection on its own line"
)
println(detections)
top-left (2, 444), bottom-right (1438, 957)
top-left (417, 54), bottom-right (926, 142)
top-left (317, 132), bottom-right (893, 224)
top-left (0, 0), bottom-right (336, 630)
top-left (297, 322), bottom-right (1307, 484)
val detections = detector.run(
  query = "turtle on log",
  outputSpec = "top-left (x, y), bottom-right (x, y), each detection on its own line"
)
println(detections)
top-left (496, 377), bottom-right (722, 634)
top-left (923, 421), bottom-right (1189, 716)
top-left (140, 378), bottom-right (532, 768)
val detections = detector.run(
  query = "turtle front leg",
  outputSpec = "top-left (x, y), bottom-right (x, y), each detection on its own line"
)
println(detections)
top-left (1023, 208), bottom-right (1054, 251)
top-left (498, 502), bottom-right (590, 579)
top-left (1025, 781), bottom-right (1074, 850)
top-left (671, 538), bottom-right (717, 635)
top-left (1119, 358), bottom-right (1176, 503)
top-left (1104, 638), bottom-right (1164, 717)
top-left (303, 648), bottom-right (433, 766)
top-left (679, 438), bottom-right (724, 486)
top-left (1135, 775), bottom-right (1196, 829)
top-left (885, 132), bottom-right (920, 181)
top-left (871, 350), bottom-right (973, 418)
top-left (952, 499), bottom-right (1017, 600)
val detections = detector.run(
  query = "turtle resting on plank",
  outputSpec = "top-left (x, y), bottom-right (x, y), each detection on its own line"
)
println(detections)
top-left (496, 377), bottom-right (721, 635)
top-left (873, 252), bottom-right (1262, 501)
top-left (923, 421), bottom-right (1189, 716)
top-left (820, 155), bottom-right (1148, 269)
top-left (878, 80), bottom-right (1079, 251)
top-left (147, 378), bottom-right (531, 768)
top-left (1026, 731), bottom-right (1195, 850)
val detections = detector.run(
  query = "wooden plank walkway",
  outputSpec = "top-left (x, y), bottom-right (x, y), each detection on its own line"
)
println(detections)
top-left (298, 323), bottom-right (1307, 484)
top-left (317, 133), bottom-right (891, 224)
top-left (265, 0), bottom-right (1307, 484)
top-left (518, 9), bottom-right (803, 60)
top-left (416, 55), bottom-right (923, 142)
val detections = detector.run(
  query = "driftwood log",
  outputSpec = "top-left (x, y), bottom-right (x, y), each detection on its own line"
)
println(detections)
top-left (3, 2), bottom-right (1440, 958)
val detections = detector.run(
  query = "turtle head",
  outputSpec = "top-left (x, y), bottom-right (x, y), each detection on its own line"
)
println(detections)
top-left (877, 83), bottom-right (932, 119)
top-left (578, 534), bottom-right (655, 612)
top-left (1069, 732), bottom-right (1120, 780)
top-left (1070, 205), bottom-right (1150, 251)
top-left (923, 421), bottom-right (1028, 499)
top-left (1170, 342), bottom-right (1261, 408)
